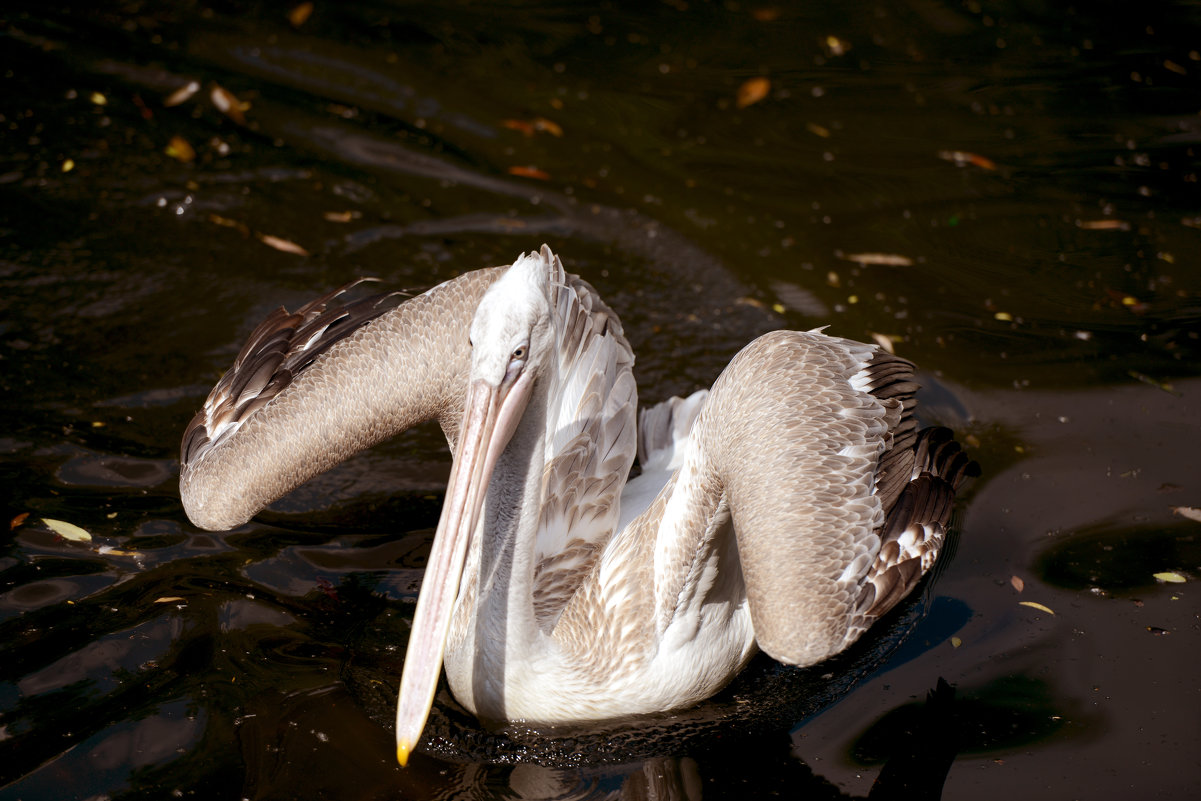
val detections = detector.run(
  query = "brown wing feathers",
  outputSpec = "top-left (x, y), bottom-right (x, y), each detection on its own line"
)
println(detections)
top-left (181, 280), bottom-right (407, 468)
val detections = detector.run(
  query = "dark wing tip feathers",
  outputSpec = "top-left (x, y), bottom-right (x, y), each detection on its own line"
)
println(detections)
top-left (181, 280), bottom-right (408, 468)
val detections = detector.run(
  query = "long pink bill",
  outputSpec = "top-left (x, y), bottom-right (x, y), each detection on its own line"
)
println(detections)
top-left (394, 374), bottom-right (533, 766)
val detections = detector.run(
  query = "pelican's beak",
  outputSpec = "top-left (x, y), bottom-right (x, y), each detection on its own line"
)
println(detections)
top-left (394, 372), bottom-right (534, 766)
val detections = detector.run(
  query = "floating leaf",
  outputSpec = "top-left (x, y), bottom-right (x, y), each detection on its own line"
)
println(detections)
top-left (165, 136), bottom-right (196, 163)
top-left (1153, 571), bottom-right (1187, 584)
top-left (61, 159), bottom-right (75, 173)
top-left (97, 545), bottom-right (140, 557)
top-left (11, 512), bottom-right (29, 530)
top-left (164, 81), bottom-right (200, 107)
top-left (507, 165), bottom-right (551, 181)
top-left (288, 2), bottom-right (314, 27)
top-left (1076, 218), bottom-right (1128, 231)
top-left (736, 77), bottom-right (771, 109)
top-left (1019, 600), bottom-right (1055, 615)
top-left (843, 252), bottom-right (914, 267)
top-left (211, 85), bottom-right (250, 125)
top-left (323, 210), bottom-right (361, 223)
top-left (89, 91), bottom-right (107, 106)
top-left (950, 636), bottom-right (962, 648)
top-left (155, 596), bottom-right (185, 604)
top-left (257, 233), bottom-right (310, 256)
top-left (937, 150), bottom-right (996, 170)
top-left (1010, 575), bottom-right (1025, 592)
top-left (43, 518), bottom-right (92, 543)
top-left (1171, 506), bottom-right (1201, 523)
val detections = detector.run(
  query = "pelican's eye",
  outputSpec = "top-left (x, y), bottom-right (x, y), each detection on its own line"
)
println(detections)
top-left (511, 345), bottom-right (527, 361)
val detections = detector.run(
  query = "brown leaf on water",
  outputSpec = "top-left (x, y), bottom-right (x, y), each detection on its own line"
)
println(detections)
top-left (843, 252), bottom-right (914, 267)
top-left (1010, 575), bottom-right (1025, 592)
top-left (937, 150), bottom-right (997, 170)
top-left (1170, 506), bottom-right (1201, 523)
top-left (1076, 218), bottom-right (1129, 231)
top-left (288, 2), bottom-right (314, 27)
top-left (211, 85), bottom-right (250, 125)
top-left (257, 233), bottom-right (310, 256)
top-left (736, 77), bottom-right (771, 109)
top-left (165, 136), bottom-right (196, 163)
top-left (11, 512), bottom-right (29, 530)
top-left (323, 210), bottom-right (361, 223)
top-left (508, 165), bottom-right (551, 181)
top-left (164, 81), bottom-right (200, 108)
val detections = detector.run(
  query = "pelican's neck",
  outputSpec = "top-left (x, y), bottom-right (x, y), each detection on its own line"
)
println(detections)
top-left (180, 268), bottom-right (503, 531)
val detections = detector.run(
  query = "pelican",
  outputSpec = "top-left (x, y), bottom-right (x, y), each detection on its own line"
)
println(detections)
top-left (180, 246), bottom-right (974, 766)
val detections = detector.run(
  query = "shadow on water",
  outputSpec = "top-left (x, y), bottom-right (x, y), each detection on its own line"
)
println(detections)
top-left (2, 1), bottom-right (1200, 799)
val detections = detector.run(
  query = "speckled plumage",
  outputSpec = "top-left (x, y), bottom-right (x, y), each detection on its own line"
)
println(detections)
top-left (179, 245), bottom-right (974, 753)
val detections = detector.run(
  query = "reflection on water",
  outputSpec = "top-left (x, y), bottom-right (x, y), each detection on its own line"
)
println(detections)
top-left (2, 1), bottom-right (1200, 799)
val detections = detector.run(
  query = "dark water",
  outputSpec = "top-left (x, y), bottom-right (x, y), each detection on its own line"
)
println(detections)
top-left (2, 1), bottom-right (1199, 798)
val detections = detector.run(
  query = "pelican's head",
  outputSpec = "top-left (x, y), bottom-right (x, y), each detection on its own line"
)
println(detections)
top-left (467, 246), bottom-right (557, 392)
top-left (394, 246), bottom-right (560, 766)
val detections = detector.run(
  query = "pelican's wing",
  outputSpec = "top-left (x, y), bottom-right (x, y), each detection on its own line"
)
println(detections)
top-left (530, 247), bottom-right (638, 630)
top-left (181, 281), bottom-right (404, 470)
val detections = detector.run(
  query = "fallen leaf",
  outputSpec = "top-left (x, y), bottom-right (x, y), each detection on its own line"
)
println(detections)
top-left (950, 636), bottom-right (962, 648)
top-left (42, 518), bottom-right (92, 543)
top-left (937, 150), bottom-right (997, 170)
top-left (211, 85), bottom-right (250, 125)
top-left (165, 136), bottom-right (196, 163)
top-left (1128, 370), bottom-right (1177, 395)
top-left (61, 159), bottom-right (75, 173)
top-left (1010, 575), bottom-right (1025, 592)
top-left (502, 119), bottom-right (536, 136)
top-left (843, 252), bottom-right (914, 267)
top-left (507, 165), bottom-right (551, 180)
top-left (736, 77), bottom-right (771, 109)
top-left (323, 210), bottom-right (361, 223)
top-left (1019, 600), bottom-right (1055, 615)
top-left (994, 311), bottom-right (1013, 322)
top-left (1170, 506), bottom-right (1201, 523)
top-left (155, 597), bottom-right (186, 603)
top-left (1153, 571), bottom-right (1187, 584)
top-left (256, 233), bottom-right (310, 256)
top-left (97, 545), bottom-right (140, 557)
top-left (11, 512), bottom-right (29, 530)
top-left (288, 2), bottom-right (314, 27)
top-left (90, 91), bottom-right (107, 106)
top-left (164, 81), bottom-right (200, 108)
top-left (1076, 218), bottom-right (1129, 231)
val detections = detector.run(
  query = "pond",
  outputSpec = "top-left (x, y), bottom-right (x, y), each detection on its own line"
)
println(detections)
top-left (2, 1), bottom-right (1199, 799)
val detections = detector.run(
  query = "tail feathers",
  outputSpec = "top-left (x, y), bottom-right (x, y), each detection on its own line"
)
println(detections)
top-left (857, 427), bottom-right (978, 625)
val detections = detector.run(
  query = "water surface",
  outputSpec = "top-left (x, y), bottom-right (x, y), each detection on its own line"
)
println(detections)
top-left (2, 2), bottom-right (1199, 799)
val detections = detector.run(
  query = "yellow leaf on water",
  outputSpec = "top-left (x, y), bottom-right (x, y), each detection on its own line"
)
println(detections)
top-left (1019, 600), bottom-right (1055, 615)
top-left (165, 136), bottom-right (196, 163)
top-left (950, 636), bottom-right (962, 648)
top-left (42, 518), bottom-right (92, 543)
top-left (155, 597), bottom-right (186, 603)
top-left (1153, 571), bottom-right (1187, 584)
top-left (736, 77), bottom-right (771, 109)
